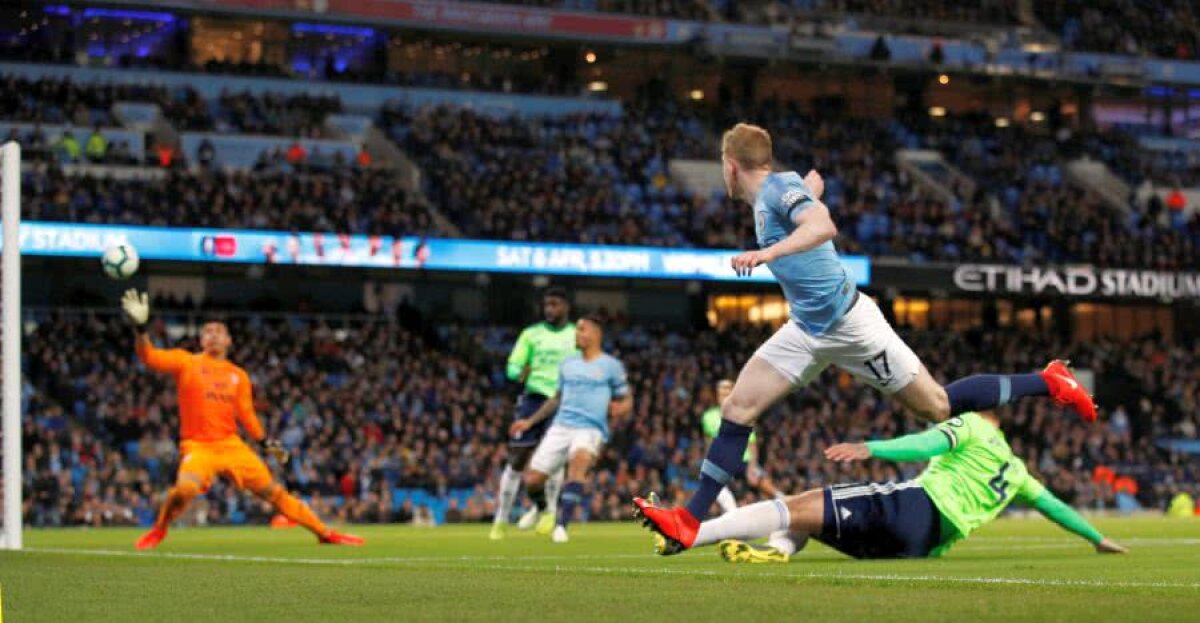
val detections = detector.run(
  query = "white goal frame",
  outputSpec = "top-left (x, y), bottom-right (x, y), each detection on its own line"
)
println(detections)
top-left (1, 141), bottom-right (21, 550)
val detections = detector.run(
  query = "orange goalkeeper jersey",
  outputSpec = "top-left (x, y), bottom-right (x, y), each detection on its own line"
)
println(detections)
top-left (137, 342), bottom-right (263, 443)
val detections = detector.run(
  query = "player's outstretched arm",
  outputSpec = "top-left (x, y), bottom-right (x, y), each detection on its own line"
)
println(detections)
top-left (825, 427), bottom-right (953, 464)
top-left (122, 288), bottom-right (150, 329)
top-left (1029, 490), bottom-right (1127, 554)
top-left (732, 201), bottom-right (838, 275)
top-left (509, 391), bottom-right (561, 437)
top-left (123, 289), bottom-right (188, 374)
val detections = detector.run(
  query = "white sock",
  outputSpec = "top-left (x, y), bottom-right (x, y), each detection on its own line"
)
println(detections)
top-left (694, 499), bottom-right (791, 548)
top-left (767, 530), bottom-right (797, 556)
top-left (716, 487), bottom-right (738, 514)
top-left (492, 465), bottom-right (522, 525)
top-left (545, 468), bottom-right (565, 516)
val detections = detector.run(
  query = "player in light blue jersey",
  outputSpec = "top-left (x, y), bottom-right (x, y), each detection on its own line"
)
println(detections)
top-left (635, 122), bottom-right (1100, 555)
top-left (511, 315), bottom-right (633, 543)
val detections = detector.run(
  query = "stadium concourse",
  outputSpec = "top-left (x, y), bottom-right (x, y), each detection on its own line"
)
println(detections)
top-left (18, 307), bottom-right (1198, 528)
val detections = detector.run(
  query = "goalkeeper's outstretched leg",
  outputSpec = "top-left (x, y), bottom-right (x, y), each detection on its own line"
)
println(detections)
top-left (256, 483), bottom-right (364, 546)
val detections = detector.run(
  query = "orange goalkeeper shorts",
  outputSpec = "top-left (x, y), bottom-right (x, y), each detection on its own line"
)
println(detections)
top-left (178, 437), bottom-right (273, 493)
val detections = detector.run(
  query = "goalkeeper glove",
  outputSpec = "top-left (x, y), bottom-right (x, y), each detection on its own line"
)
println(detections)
top-left (262, 438), bottom-right (291, 464)
top-left (121, 289), bottom-right (150, 327)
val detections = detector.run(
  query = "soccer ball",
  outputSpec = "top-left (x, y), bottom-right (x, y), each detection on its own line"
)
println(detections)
top-left (101, 244), bottom-right (140, 280)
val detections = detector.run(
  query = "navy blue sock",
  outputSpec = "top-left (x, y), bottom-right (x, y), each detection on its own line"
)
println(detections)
top-left (686, 420), bottom-right (753, 521)
top-left (945, 373), bottom-right (1049, 414)
top-left (557, 481), bottom-right (584, 528)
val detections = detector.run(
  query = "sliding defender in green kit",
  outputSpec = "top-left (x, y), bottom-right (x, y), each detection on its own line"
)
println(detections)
top-left (650, 411), bottom-right (1128, 562)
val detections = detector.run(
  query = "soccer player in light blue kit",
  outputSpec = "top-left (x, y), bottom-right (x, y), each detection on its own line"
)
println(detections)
top-left (511, 315), bottom-right (633, 543)
top-left (635, 123), bottom-right (1099, 554)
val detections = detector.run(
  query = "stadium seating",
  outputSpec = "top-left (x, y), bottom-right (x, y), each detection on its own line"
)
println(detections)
top-left (20, 165), bottom-right (436, 235)
top-left (2, 59), bottom-right (1199, 268)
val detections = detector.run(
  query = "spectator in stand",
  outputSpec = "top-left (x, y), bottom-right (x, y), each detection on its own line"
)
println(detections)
top-left (287, 141), bottom-right (307, 167)
top-left (197, 139), bottom-right (216, 170)
top-left (1167, 188), bottom-right (1187, 213)
top-left (55, 130), bottom-right (80, 163)
top-left (85, 125), bottom-right (108, 164)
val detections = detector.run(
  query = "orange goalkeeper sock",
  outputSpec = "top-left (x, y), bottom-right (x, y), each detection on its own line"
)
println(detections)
top-left (269, 489), bottom-right (329, 537)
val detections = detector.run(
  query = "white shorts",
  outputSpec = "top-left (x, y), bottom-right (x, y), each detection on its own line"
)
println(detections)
top-left (754, 294), bottom-right (922, 394)
top-left (529, 425), bottom-right (604, 475)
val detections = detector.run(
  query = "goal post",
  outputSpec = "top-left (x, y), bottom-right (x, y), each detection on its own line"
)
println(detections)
top-left (1, 141), bottom-right (20, 550)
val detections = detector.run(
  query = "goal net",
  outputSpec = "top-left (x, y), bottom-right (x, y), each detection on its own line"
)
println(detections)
top-left (1, 141), bottom-right (21, 550)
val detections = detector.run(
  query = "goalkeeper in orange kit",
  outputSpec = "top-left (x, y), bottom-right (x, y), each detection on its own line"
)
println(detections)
top-left (122, 290), bottom-right (364, 549)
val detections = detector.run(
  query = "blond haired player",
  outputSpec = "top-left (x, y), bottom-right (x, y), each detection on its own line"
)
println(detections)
top-left (122, 290), bottom-right (363, 549)
top-left (635, 123), bottom-right (1098, 554)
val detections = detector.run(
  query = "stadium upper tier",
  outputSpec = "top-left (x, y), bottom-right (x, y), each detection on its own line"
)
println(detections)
top-left (19, 308), bottom-right (1196, 527)
top-left (473, 0), bottom-right (1020, 25)
top-left (475, 0), bottom-right (1200, 62)
top-left (3, 64), bottom-right (1198, 266)
top-left (555, 0), bottom-right (1200, 61)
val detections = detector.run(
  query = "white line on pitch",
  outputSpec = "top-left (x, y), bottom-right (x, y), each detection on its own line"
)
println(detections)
top-left (13, 547), bottom-right (649, 565)
top-left (8, 547), bottom-right (1199, 590)
top-left (463, 563), bottom-right (1200, 591)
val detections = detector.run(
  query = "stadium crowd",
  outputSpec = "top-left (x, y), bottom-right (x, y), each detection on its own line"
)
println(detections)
top-left (479, 0), bottom-right (1200, 63)
top-left (382, 102), bottom-right (714, 247)
top-left (0, 73), bottom-right (214, 132)
top-left (1035, 1), bottom-right (1200, 61)
top-left (20, 163), bottom-right (436, 236)
top-left (19, 307), bottom-right (1198, 528)
top-left (9, 93), bottom-right (1198, 267)
top-left (1, 73), bottom-right (1195, 268)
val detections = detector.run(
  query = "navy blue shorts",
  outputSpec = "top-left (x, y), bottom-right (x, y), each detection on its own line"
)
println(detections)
top-left (509, 393), bottom-right (551, 448)
top-left (816, 481), bottom-right (942, 559)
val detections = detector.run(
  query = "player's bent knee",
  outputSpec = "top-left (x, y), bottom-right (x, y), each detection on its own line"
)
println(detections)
top-left (720, 393), bottom-right (760, 425)
top-left (915, 388), bottom-right (950, 422)
top-left (896, 375), bottom-right (951, 422)
top-left (510, 447), bottom-right (534, 471)
top-left (255, 482), bottom-right (282, 502)
top-left (174, 474), bottom-right (204, 498)
top-left (524, 470), bottom-right (548, 489)
top-left (566, 454), bottom-right (594, 481)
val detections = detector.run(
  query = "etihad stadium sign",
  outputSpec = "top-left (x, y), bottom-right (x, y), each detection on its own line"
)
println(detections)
top-left (953, 264), bottom-right (1200, 301)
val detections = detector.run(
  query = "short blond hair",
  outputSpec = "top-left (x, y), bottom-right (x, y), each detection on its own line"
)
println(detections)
top-left (721, 123), bottom-right (772, 170)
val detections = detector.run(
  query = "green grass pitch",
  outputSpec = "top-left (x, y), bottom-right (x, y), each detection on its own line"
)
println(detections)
top-left (1, 517), bottom-right (1196, 622)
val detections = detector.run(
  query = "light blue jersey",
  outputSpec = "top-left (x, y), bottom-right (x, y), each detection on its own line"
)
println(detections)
top-left (553, 353), bottom-right (629, 440)
top-left (754, 171), bottom-right (856, 335)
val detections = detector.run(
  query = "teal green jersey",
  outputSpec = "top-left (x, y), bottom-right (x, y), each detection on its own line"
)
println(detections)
top-left (505, 322), bottom-right (577, 397)
top-left (701, 406), bottom-right (756, 462)
top-left (917, 413), bottom-right (1045, 556)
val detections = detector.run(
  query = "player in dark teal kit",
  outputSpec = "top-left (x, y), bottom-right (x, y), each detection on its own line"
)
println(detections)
top-left (490, 287), bottom-right (577, 540)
